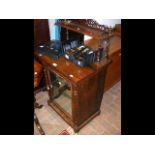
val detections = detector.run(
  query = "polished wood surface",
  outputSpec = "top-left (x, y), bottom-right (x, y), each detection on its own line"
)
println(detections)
top-left (104, 26), bottom-right (121, 91)
top-left (34, 60), bottom-right (43, 88)
top-left (36, 55), bottom-right (94, 83)
top-left (85, 34), bottom-right (121, 91)
top-left (84, 35), bottom-right (121, 55)
top-left (104, 49), bottom-right (121, 91)
top-left (34, 19), bottom-right (50, 49)
top-left (105, 35), bottom-right (121, 91)
top-left (35, 51), bottom-right (110, 83)
top-left (108, 36), bottom-right (121, 55)
top-left (115, 24), bottom-right (121, 37)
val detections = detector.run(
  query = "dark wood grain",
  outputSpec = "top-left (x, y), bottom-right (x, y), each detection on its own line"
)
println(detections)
top-left (34, 19), bottom-right (50, 49)
top-left (84, 35), bottom-right (121, 91)
top-left (34, 19), bottom-right (50, 91)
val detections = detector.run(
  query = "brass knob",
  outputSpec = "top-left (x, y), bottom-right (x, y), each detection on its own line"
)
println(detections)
top-left (52, 63), bottom-right (58, 67)
top-left (38, 53), bottom-right (43, 57)
top-left (69, 74), bottom-right (74, 78)
top-left (46, 86), bottom-right (50, 90)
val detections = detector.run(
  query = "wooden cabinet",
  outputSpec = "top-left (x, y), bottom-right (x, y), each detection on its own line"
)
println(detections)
top-left (34, 20), bottom-right (117, 132)
top-left (35, 53), bottom-right (110, 132)
top-left (34, 19), bottom-right (112, 133)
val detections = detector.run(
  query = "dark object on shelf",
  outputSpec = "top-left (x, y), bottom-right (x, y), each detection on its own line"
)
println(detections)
top-left (62, 39), bottom-right (96, 67)
top-left (58, 19), bottom-right (84, 43)
top-left (73, 47), bottom-right (96, 67)
top-left (38, 40), bottom-right (63, 60)
top-left (60, 27), bottom-right (84, 43)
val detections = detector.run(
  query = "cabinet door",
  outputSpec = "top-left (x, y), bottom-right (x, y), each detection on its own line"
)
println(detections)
top-left (46, 68), bottom-right (73, 117)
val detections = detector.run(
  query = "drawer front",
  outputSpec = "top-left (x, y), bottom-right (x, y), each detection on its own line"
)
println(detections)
top-left (104, 50), bottom-right (121, 91)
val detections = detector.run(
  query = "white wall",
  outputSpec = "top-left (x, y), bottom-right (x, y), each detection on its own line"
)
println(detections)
top-left (48, 19), bottom-right (55, 40)
top-left (95, 19), bottom-right (121, 27)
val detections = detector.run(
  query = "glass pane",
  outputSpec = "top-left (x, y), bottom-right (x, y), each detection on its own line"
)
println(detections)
top-left (50, 71), bottom-right (72, 117)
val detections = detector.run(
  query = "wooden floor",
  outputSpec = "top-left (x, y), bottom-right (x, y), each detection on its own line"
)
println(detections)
top-left (34, 81), bottom-right (121, 135)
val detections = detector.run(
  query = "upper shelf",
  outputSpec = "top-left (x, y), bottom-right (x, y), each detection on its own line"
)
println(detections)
top-left (84, 35), bottom-right (121, 56)
top-left (56, 21), bottom-right (114, 40)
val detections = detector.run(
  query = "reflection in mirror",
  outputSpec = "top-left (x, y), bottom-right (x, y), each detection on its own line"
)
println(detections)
top-left (50, 71), bottom-right (72, 117)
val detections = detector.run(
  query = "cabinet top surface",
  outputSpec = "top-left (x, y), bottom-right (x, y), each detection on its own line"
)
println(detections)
top-left (84, 35), bottom-right (121, 55)
top-left (35, 53), bottom-right (110, 84)
top-left (38, 55), bottom-right (94, 83)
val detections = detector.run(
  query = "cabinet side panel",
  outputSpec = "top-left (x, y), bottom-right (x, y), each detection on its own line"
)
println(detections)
top-left (104, 50), bottom-right (121, 91)
top-left (76, 73), bottom-right (100, 125)
top-left (96, 68), bottom-right (107, 109)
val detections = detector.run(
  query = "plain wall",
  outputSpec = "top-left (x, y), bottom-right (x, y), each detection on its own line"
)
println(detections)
top-left (95, 19), bottom-right (121, 27)
top-left (48, 19), bottom-right (55, 40)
